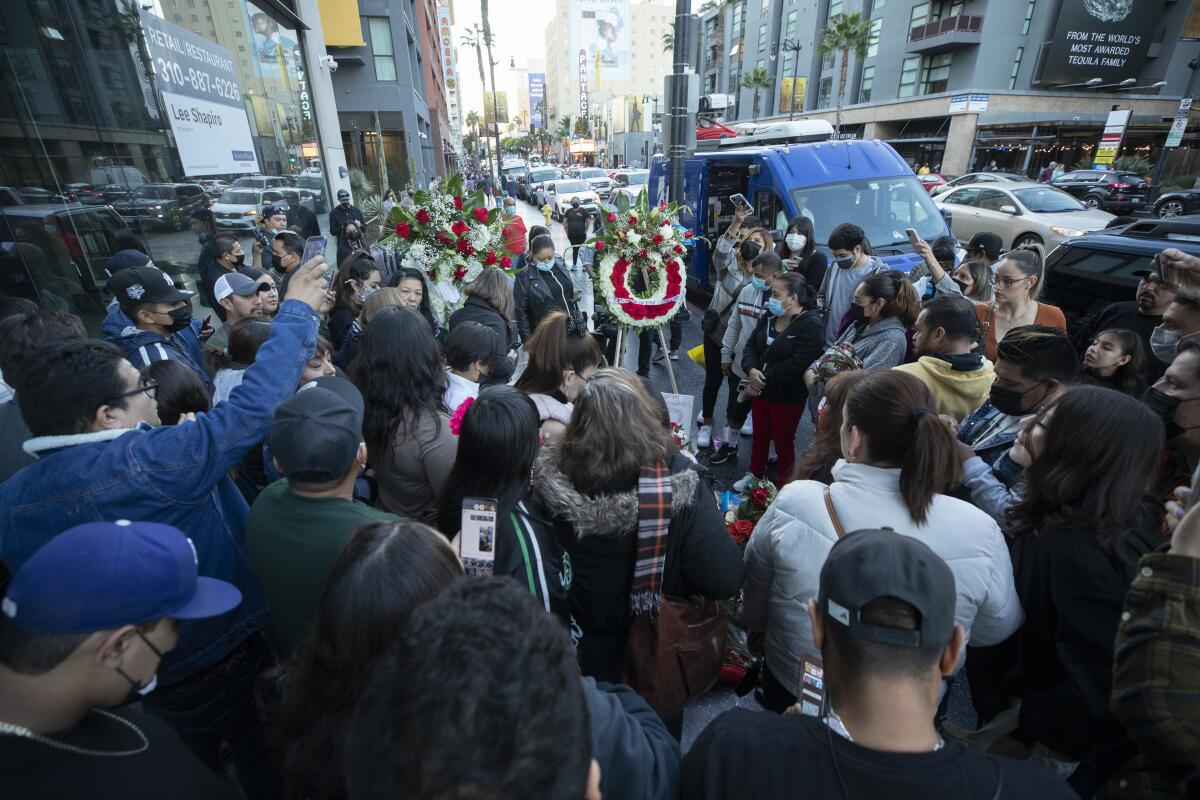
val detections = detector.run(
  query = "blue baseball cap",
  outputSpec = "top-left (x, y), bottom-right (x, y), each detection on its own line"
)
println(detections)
top-left (1, 521), bottom-right (242, 634)
top-left (104, 249), bottom-right (152, 276)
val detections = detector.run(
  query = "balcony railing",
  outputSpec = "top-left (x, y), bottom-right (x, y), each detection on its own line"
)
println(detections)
top-left (909, 14), bottom-right (982, 42)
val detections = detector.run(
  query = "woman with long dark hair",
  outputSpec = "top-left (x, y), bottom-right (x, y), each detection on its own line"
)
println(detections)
top-left (385, 266), bottom-right (440, 337)
top-left (271, 521), bottom-right (462, 800)
top-left (448, 268), bottom-right (518, 385)
top-left (1081, 328), bottom-right (1147, 396)
top-left (142, 359), bottom-right (211, 425)
top-left (357, 306), bottom-right (455, 522)
top-left (514, 311), bottom-right (603, 441)
top-left (743, 370), bottom-right (1022, 712)
top-left (977, 386), bottom-right (1164, 771)
top-left (437, 386), bottom-right (569, 620)
top-left (775, 215), bottom-right (826, 290)
top-left (327, 253), bottom-right (381, 350)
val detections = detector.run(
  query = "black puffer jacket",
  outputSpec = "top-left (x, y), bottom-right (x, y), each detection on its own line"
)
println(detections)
top-left (532, 446), bottom-right (745, 682)
top-left (448, 296), bottom-right (517, 384)
top-left (513, 262), bottom-right (578, 343)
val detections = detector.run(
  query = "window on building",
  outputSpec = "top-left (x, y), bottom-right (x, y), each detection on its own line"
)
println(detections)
top-left (829, 0), bottom-right (844, 17)
top-left (918, 52), bottom-right (952, 94)
top-left (870, 0), bottom-right (886, 10)
top-left (1009, 46), bottom-right (1024, 89)
top-left (186, 0), bottom-right (195, 6)
top-left (189, 14), bottom-right (198, 22)
top-left (758, 25), bottom-right (767, 51)
top-left (866, 18), bottom-right (882, 58)
top-left (762, 0), bottom-right (771, 13)
top-left (821, 50), bottom-right (835, 71)
top-left (909, 2), bottom-right (929, 28)
top-left (786, 10), bottom-right (797, 39)
top-left (368, 18), bottom-right (397, 81)
top-left (859, 65), bottom-right (875, 102)
top-left (1022, 0), bottom-right (1036, 35)
top-left (817, 76), bottom-right (832, 107)
top-left (897, 55), bottom-right (919, 97)
top-left (756, 58), bottom-right (765, 71)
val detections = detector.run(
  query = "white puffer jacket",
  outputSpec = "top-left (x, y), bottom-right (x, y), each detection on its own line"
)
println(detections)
top-left (742, 460), bottom-right (1023, 696)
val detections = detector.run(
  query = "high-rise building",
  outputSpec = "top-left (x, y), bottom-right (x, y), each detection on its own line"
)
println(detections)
top-left (696, 0), bottom-right (1197, 177)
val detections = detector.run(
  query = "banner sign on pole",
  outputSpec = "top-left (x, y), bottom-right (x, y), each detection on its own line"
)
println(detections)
top-left (1093, 108), bottom-right (1131, 168)
top-left (1166, 98), bottom-right (1192, 149)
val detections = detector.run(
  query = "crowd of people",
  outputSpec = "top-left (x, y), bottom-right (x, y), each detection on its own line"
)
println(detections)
top-left (0, 176), bottom-right (1197, 800)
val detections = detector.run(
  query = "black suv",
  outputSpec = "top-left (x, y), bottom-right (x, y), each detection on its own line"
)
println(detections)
top-left (111, 182), bottom-right (208, 230)
top-left (1043, 216), bottom-right (1200, 336)
top-left (1050, 170), bottom-right (1148, 213)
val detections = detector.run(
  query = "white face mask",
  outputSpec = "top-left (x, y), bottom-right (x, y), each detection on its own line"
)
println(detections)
top-left (1151, 324), bottom-right (1183, 364)
top-left (785, 233), bottom-right (806, 252)
top-left (138, 673), bottom-right (159, 696)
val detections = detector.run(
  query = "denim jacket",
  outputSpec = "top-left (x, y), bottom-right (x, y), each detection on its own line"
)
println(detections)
top-left (957, 398), bottom-right (1023, 469)
top-left (0, 300), bottom-right (319, 686)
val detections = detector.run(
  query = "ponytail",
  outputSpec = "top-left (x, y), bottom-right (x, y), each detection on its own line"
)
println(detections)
top-left (861, 269), bottom-right (919, 327)
top-left (843, 371), bottom-right (961, 524)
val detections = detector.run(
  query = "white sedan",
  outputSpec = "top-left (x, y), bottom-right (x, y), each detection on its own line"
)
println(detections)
top-left (545, 180), bottom-right (600, 220)
top-left (932, 182), bottom-right (1114, 253)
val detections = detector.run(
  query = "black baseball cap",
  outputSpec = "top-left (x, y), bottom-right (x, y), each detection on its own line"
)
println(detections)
top-left (267, 376), bottom-right (364, 482)
top-left (337, 189), bottom-right (350, 199)
top-left (966, 232), bottom-right (1003, 260)
top-left (262, 204), bottom-right (286, 219)
top-left (817, 528), bottom-right (956, 649)
top-left (106, 265), bottom-right (194, 305)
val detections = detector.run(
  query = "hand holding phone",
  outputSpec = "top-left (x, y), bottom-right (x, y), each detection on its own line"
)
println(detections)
top-left (730, 193), bottom-right (753, 216)
top-left (905, 228), bottom-right (921, 248)
top-left (460, 497), bottom-right (498, 574)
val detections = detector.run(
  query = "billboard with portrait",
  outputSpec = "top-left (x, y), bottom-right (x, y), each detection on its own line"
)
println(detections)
top-left (779, 77), bottom-right (807, 114)
top-left (626, 95), bottom-right (644, 132)
top-left (528, 73), bottom-right (546, 129)
top-left (1041, 0), bottom-right (1164, 85)
top-left (568, 0), bottom-right (630, 85)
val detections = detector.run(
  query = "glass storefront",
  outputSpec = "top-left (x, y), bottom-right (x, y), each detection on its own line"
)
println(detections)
top-left (0, 0), bottom-right (326, 332)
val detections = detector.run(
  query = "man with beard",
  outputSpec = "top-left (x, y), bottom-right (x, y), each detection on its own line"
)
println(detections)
top-left (1072, 266), bottom-right (1175, 381)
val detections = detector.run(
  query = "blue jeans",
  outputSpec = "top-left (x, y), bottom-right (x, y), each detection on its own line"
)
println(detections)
top-left (143, 632), bottom-right (277, 800)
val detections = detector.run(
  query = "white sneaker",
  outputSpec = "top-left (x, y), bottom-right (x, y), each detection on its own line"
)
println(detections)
top-left (697, 425), bottom-right (713, 449)
top-left (732, 472), bottom-right (755, 493)
top-left (741, 412), bottom-right (753, 437)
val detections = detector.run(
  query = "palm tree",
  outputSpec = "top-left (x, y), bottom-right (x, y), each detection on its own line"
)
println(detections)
top-left (661, 31), bottom-right (674, 54)
top-left (557, 115), bottom-right (573, 139)
top-left (741, 66), bottom-right (772, 119)
top-left (816, 11), bottom-right (873, 136)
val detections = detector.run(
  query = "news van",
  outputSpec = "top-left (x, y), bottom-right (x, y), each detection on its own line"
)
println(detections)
top-left (647, 121), bottom-right (951, 292)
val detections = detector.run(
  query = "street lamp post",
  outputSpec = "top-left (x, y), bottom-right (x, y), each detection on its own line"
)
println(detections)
top-left (781, 39), bottom-right (803, 120)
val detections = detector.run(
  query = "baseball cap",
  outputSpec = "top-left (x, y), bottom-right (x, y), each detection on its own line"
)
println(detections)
top-left (337, 189), bottom-right (350, 199)
top-left (107, 265), bottom-right (194, 305)
top-left (215, 271), bottom-right (270, 304)
top-left (262, 204), bottom-right (286, 219)
top-left (817, 528), bottom-right (956, 649)
top-left (2, 521), bottom-right (242, 634)
top-left (104, 249), bottom-right (152, 276)
top-left (966, 232), bottom-right (1003, 261)
top-left (267, 376), bottom-right (365, 483)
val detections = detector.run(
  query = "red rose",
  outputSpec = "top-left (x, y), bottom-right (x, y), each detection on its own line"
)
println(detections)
top-left (453, 196), bottom-right (464, 210)
top-left (456, 239), bottom-right (473, 255)
top-left (607, 212), bottom-right (617, 223)
top-left (674, 244), bottom-right (684, 254)
top-left (750, 487), bottom-right (770, 508)
top-left (395, 221), bottom-right (411, 238)
top-left (653, 233), bottom-right (664, 244)
top-left (637, 249), bottom-right (647, 260)
top-left (484, 250), bottom-right (498, 266)
top-left (500, 255), bottom-right (513, 267)
top-left (450, 220), bottom-right (469, 237)
top-left (473, 207), bottom-right (490, 223)
top-left (454, 266), bottom-right (467, 280)
top-left (628, 215), bottom-right (638, 225)
top-left (435, 231), bottom-right (453, 246)
top-left (415, 209), bottom-right (431, 223)
top-left (727, 518), bottom-right (755, 546)
top-left (684, 230), bottom-right (693, 239)
top-left (659, 201), bottom-right (668, 211)
top-left (595, 241), bottom-right (605, 252)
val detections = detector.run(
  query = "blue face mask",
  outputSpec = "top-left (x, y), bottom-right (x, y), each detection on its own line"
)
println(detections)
top-left (535, 259), bottom-right (555, 272)
top-left (751, 276), bottom-right (768, 292)
top-left (766, 297), bottom-right (785, 317)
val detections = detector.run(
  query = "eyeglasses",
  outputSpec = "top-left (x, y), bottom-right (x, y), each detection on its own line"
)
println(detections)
top-left (994, 276), bottom-right (1031, 290)
top-left (110, 377), bottom-right (158, 403)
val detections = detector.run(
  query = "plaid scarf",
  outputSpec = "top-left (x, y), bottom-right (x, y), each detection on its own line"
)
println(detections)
top-left (631, 461), bottom-right (673, 616)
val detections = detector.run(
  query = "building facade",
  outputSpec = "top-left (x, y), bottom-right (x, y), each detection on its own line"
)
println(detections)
top-left (697, 0), bottom-right (1200, 177)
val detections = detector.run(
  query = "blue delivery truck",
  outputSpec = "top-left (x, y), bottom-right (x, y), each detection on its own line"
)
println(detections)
top-left (647, 123), bottom-right (952, 295)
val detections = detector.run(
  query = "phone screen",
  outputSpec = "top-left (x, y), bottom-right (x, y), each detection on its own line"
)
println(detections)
top-left (460, 497), bottom-right (498, 575)
top-left (730, 193), bottom-right (752, 213)
top-left (303, 235), bottom-right (327, 266)
top-left (905, 228), bottom-right (920, 248)
top-left (797, 655), bottom-right (825, 717)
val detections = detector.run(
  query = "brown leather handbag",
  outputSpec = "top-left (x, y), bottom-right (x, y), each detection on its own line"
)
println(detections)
top-left (622, 554), bottom-right (727, 720)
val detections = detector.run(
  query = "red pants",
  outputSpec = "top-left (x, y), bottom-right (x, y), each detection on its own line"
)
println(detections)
top-left (749, 397), bottom-right (805, 485)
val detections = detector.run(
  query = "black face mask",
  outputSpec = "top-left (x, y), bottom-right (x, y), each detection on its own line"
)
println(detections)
top-left (953, 278), bottom-right (969, 294)
top-left (989, 381), bottom-right (1043, 417)
top-left (229, 253), bottom-right (245, 267)
top-left (1142, 386), bottom-right (1189, 440)
top-left (271, 253), bottom-right (284, 272)
top-left (848, 303), bottom-right (869, 323)
top-left (739, 240), bottom-right (761, 262)
top-left (158, 306), bottom-right (193, 334)
top-left (347, 228), bottom-right (362, 241)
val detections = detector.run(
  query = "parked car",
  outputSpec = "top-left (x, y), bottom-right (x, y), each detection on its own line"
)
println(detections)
top-left (197, 179), bottom-right (229, 197)
top-left (82, 184), bottom-right (132, 205)
top-left (1051, 169), bottom-right (1148, 212)
top-left (210, 187), bottom-right (287, 230)
top-left (930, 172), bottom-right (1029, 196)
top-left (919, 173), bottom-right (954, 194)
top-left (576, 168), bottom-right (613, 200)
top-left (16, 187), bottom-right (64, 203)
top-left (296, 175), bottom-right (327, 212)
top-left (231, 175), bottom-right (290, 190)
top-left (63, 183), bottom-right (96, 202)
top-left (521, 166), bottom-right (562, 203)
top-left (933, 182), bottom-right (1113, 253)
top-left (611, 169), bottom-right (650, 203)
top-left (1151, 187), bottom-right (1200, 218)
top-left (543, 180), bottom-right (600, 219)
top-left (111, 182), bottom-right (208, 231)
top-left (0, 187), bottom-right (23, 207)
top-left (1042, 216), bottom-right (1200, 338)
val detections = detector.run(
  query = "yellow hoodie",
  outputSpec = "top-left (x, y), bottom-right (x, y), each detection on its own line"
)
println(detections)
top-left (894, 355), bottom-right (996, 421)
